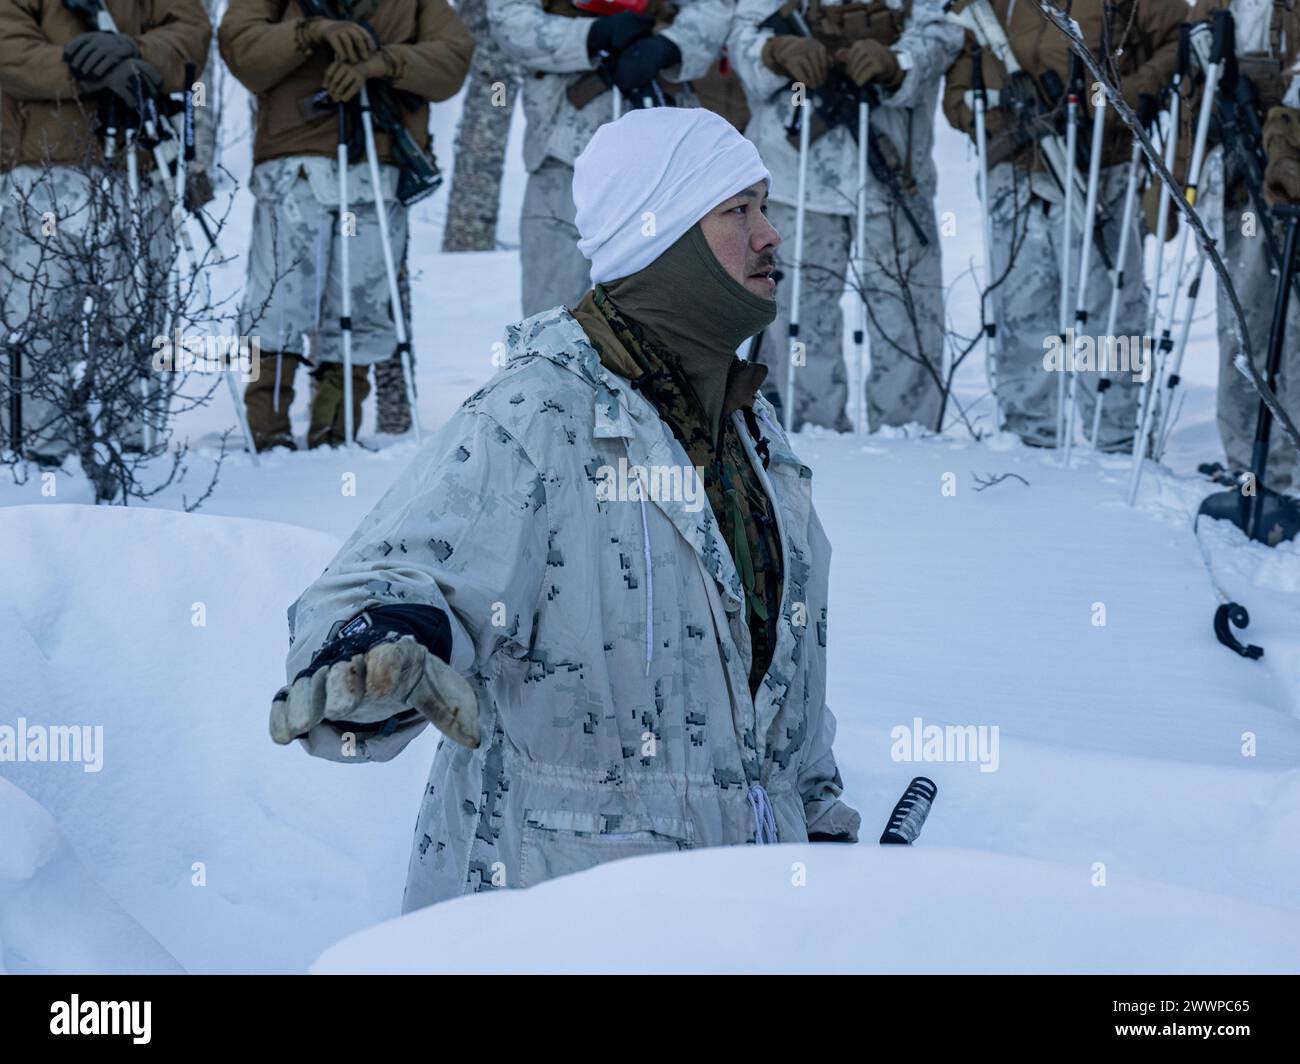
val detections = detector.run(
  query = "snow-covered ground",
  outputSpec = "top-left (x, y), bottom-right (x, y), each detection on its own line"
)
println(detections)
top-left (1, 85), bottom-right (1298, 973)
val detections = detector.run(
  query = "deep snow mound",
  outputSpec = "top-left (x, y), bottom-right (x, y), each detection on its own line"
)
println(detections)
top-left (313, 843), bottom-right (1300, 975)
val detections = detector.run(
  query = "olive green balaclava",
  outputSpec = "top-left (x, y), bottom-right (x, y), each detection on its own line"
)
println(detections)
top-left (602, 223), bottom-right (777, 441)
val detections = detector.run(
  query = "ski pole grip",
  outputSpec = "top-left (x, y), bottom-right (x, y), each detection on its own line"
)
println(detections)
top-left (879, 776), bottom-right (938, 845)
top-left (1067, 50), bottom-right (1082, 92)
top-left (1210, 9), bottom-right (1230, 64)
top-left (1176, 23), bottom-right (1190, 78)
top-left (970, 42), bottom-right (985, 95)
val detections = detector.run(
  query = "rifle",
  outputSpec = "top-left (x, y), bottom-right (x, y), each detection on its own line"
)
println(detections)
top-left (761, 5), bottom-right (930, 245)
top-left (298, 0), bottom-right (443, 206)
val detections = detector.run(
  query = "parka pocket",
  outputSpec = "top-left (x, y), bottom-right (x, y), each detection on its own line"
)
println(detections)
top-left (518, 808), bottom-right (694, 889)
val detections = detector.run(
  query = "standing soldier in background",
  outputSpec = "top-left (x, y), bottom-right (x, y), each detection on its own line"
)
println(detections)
top-left (729, 0), bottom-right (962, 434)
top-left (488, 0), bottom-right (734, 318)
top-left (943, 0), bottom-right (1182, 451)
top-left (0, 0), bottom-right (211, 465)
top-left (220, 0), bottom-right (472, 452)
top-left (1189, 0), bottom-right (1300, 493)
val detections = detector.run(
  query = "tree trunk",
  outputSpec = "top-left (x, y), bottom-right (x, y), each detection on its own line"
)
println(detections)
top-left (441, 0), bottom-right (518, 252)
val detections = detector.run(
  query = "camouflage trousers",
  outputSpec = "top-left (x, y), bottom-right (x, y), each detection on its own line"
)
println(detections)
top-left (519, 159), bottom-right (591, 318)
top-left (238, 160), bottom-right (409, 367)
top-left (0, 164), bottom-right (167, 460)
top-left (373, 236), bottom-right (416, 435)
top-left (756, 197), bottom-right (946, 433)
top-left (985, 162), bottom-right (1147, 450)
top-left (1214, 193), bottom-right (1299, 492)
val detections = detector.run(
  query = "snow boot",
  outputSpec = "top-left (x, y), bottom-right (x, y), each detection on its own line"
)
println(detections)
top-left (308, 362), bottom-right (371, 449)
top-left (245, 351), bottom-right (305, 452)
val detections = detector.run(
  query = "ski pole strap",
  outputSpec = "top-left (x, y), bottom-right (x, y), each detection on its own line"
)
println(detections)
top-left (879, 776), bottom-right (937, 845)
top-left (1213, 602), bottom-right (1263, 659)
top-left (183, 62), bottom-right (196, 162)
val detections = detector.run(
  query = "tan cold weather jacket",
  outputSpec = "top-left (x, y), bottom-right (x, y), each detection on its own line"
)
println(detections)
top-left (0, 0), bottom-right (211, 172)
top-left (942, 0), bottom-right (1184, 171)
top-left (218, 0), bottom-right (473, 166)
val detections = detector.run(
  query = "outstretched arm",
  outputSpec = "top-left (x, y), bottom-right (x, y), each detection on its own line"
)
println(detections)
top-left (275, 407), bottom-right (550, 762)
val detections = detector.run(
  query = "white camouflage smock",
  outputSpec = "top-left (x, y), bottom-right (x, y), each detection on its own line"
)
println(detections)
top-left (284, 305), bottom-right (862, 911)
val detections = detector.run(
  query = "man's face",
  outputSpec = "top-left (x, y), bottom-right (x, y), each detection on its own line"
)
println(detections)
top-left (697, 180), bottom-right (780, 299)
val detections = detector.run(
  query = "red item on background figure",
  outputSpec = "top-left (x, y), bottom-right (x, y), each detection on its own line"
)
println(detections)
top-left (574, 0), bottom-right (651, 14)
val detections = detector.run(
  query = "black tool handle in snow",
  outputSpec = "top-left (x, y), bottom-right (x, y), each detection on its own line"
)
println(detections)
top-left (879, 776), bottom-right (938, 845)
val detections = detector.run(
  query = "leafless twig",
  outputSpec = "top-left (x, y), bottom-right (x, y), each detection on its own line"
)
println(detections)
top-left (972, 470), bottom-right (1030, 490)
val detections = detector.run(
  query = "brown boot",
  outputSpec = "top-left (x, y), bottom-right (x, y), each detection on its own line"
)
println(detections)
top-left (308, 361), bottom-right (371, 449)
top-left (244, 351), bottom-right (302, 452)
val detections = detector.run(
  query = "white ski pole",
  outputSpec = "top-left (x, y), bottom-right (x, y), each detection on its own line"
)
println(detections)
top-left (125, 118), bottom-right (155, 454)
top-left (853, 92), bottom-right (869, 436)
top-left (1151, 24), bottom-right (1234, 465)
top-left (1064, 84), bottom-right (1107, 468)
top-left (1090, 136), bottom-right (1141, 449)
top-left (786, 87), bottom-right (812, 436)
top-left (1128, 16), bottom-right (1224, 504)
top-left (1056, 55), bottom-right (1081, 449)
top-left (337, 103), bottom-right (355, 448)
top-left (1128, 46), bottom-right (1185, 491)
top-left (970, 42), bottom-right (1002, 431)
top-left (359, 84), bottom-right (420, 441)
top-left (1152, 251), bottom-right (1204, 460)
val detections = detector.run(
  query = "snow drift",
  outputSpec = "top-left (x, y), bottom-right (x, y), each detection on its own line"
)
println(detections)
top-left (312, 843), bottom-right (1300, 975)
top-left (0, 504), bottom-right (439, 973)
top-left (0, 776), bottom-right (181, 974)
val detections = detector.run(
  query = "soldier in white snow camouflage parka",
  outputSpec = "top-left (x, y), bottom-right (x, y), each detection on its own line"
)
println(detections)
top-left (271, 108), bottom-right (862, 913)
top-left (280, 308), bottom-right (862, 911)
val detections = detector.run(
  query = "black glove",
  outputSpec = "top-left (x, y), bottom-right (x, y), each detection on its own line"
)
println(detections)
top-left (85, 57), bottom-right (164, 111)
top-left (612, 35), bottom-right (681, 98)
top-left (586, 11), bottom-right (655, 58)
top-left (64, 31), bottom-right (141, 83)
top-left (297, 603), bottom-right (454, 683)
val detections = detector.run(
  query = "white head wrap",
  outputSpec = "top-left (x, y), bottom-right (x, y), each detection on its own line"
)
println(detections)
top-left (572, 108), bottom-right (772, 285)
